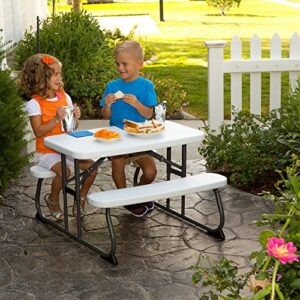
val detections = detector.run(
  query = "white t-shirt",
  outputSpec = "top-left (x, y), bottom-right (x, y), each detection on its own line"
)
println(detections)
top-left (26, 93), bottom-right (73, 116)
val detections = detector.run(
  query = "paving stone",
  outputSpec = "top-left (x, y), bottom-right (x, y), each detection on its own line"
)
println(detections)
top-left (195, 199), bottom-right (219, 215)
top-left (146, 248), bottom-right (201, 272)
top-left (133, 267), bottom-right (172, 291)
top-left (123, 237), bottom-right (187, 258)
top-left (14, 271), bottom-right (99, 298)
top-left (150, 211), bottom-right (189, 227)
top-left (4, 255), bottom-right (46, 276)
top-left (159, 194), bottom-right (202, 209)
top-left (0, 259), bottom-right (13, 289)
top-left (150, 283), bottom-right (198, 300)
top-left (81, 214), bottom-right (119, 231)
top-left (206, 239), bottom-right (261, 257)
top-left (91, 281), bottom-right (150, 300)
top-left (142, 224), bottom-right (185, 238)
top-left (173, 269), bottom-right (197, 287)
top-left (0, 228), bottom-right (7, 241)
top-left (0, 290), bottom-right (36, 300)
top-left (0, 158), bottom-right (269, 298)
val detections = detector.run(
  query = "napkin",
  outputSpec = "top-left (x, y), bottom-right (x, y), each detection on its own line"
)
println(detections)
top-left (68, 130), bottom-right (93, 138)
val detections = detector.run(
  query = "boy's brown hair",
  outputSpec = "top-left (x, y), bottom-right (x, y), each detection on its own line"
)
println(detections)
top-left (19, 54), bottom-right (61, 98)
top-left (114, 40), bottom-right (144, 61)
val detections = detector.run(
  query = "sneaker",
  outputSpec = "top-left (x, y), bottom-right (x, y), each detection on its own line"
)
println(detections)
top-left (144, 201), bottom-right (155, 211)
top-left (124, 204), bottom-right (148, 217)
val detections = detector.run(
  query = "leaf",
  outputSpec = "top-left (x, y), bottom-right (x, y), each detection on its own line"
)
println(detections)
top-left (275, 284), bottom-right (285, 300)
top-left (294, 201), bottom-right (300, 210)
top-left (252, 284), bottom-right (272, 300)
top-left (288, 175), bottom-right (300, 196)
top-left (290, 278), bottom-right (300, 289)
top-left (259, 230), bottom-right (276, 247)
top-left (256, 272), bottom-right (268, 280)
top-left (200, 296), bottom-right (209, 300)
top-left (256, 252), bottom-right (267, 266)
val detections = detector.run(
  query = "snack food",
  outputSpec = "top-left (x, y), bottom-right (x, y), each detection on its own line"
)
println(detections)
top-left (123, 119), bottom-right (165, 134)
top-left (114, 90), bottom-right (124, 99)
top-left (94, 129), bottom-right (121, 140)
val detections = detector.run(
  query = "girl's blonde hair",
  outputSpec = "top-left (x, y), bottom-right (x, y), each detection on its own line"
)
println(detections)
top-left (114, 40), bottom-right (144, 61)
top-left (19, 54), bottom-right (62, 98)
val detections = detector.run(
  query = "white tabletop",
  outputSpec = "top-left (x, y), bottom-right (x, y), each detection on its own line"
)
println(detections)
top-left (44, 121), bottom-right (205, 160)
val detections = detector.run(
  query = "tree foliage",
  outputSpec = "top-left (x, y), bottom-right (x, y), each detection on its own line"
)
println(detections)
top-left (206, 0), bottom-right (241, 16)
top-left (0, 39), bottom-right (29, 194)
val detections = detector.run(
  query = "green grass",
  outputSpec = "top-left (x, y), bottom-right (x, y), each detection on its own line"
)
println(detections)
top-left (54, 0), bottom-right (300, 119)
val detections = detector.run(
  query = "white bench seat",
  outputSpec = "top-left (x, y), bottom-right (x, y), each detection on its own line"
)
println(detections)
top-left (88, 173), bottom-right (227, 208)
top-left (30, 165), bottom-right (56, 179)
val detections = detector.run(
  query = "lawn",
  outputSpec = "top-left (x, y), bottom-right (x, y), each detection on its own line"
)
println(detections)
top-left (54, 0), bottom-right (300, 119)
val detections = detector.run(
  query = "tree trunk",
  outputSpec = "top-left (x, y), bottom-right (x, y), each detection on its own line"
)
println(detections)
top-left (72, 0), bottom-right (81, 12)
top-left (221, 7), bottom-right (225, 16)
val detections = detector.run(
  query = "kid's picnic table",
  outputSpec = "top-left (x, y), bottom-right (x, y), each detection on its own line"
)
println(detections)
top-left (36, 121), bottom-right (225, 265)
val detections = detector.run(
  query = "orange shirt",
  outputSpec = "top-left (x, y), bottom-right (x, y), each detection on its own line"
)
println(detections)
top-left (34, 92), bottom-right (67, 154)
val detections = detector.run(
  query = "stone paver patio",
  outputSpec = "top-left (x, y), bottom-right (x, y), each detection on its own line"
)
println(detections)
top-left (0, 157), bottom-right (274, 300)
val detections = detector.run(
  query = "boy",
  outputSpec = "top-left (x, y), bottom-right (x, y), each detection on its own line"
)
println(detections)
top-left (100, 40), bottom-right (158, 217)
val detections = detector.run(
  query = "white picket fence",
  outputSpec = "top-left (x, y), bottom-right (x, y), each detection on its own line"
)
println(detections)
top-left (205, 33), bottom-right (300, 132)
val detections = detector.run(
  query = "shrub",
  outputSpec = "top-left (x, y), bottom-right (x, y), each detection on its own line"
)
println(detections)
top-left (0, 40), bottom-right (29, 194)
top-left (143, 73), bottom-right (187, 117)
top-left (14, 11), bottom-right (117, 118)
top-left (199, 86), bottom-right (300, 192)
top-left (14, 11), bottom-right (157, 119)
top-left (199, 110), bottom-right (287, 191)
top-left (193, 155), bottom-right (300, 300)
top-left (206, 0), bottom-right (242, 16)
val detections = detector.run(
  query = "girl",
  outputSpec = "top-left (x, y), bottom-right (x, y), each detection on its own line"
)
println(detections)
top-left (19, 54), bottom-right (96, 220)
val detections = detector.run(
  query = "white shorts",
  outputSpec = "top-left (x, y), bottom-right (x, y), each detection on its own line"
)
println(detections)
top-left (37, 153), bottom-right (74, 171)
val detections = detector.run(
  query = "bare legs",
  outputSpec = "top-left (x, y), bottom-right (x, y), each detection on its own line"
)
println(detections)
top-left (111, 155), bottom-right (156, 188)
top-left (47, 159), bottom-right (97, 212)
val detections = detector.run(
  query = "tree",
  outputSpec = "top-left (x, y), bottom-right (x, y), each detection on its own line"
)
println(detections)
top-left (0, 39), bottom-right (29, 195)
top-left (72, 0), bottom-right (81, 12)
top-left (206, 0), bottom-right (241, 16)
top-left (66, 0), bottom-right (81, 11)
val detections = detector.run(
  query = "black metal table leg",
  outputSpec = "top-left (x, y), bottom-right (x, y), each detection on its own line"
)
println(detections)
top-left (61, 154), bottom-right (69, 230)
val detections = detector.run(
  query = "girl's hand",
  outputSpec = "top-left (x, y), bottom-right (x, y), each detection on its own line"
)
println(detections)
top-left (73, 105), bottom-right (81, 120)
top-left (56, 106), bottom-right (67, 123)
top-left (105, 94), bottom-right (117, 107)
top-left (123, 94), bottom-right (138, 107)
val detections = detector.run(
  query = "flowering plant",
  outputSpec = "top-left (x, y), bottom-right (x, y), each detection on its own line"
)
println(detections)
top-left (42, 55), bottom-right (55, 65)
top-left (193, 154), bottom-right (300, 299)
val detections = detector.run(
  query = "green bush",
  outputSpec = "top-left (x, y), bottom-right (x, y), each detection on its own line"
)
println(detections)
top-left (0, 41), bottom-right (29, 194)
top-left (14, 11), bottom-right (157, 119)
top-left (193, 155), bottom-right (300, 300)
top-left (143, 73), bottom-right (187, 117)
top-left (14, 11), bottom-right (117, 118)
top-left (199, 88), bottom-right (300, 192)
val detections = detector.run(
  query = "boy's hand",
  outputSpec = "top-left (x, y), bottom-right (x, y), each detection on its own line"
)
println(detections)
top-left (123, 94), bottom-right (139, 107)
top-left (105, 94), bottom-right (117, 107)
top-left (73, 105), bottom-right (81, 120)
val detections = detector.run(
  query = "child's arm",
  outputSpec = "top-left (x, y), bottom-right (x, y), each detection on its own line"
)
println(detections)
top-left (101, 94), bottom-right (117, 119)
top-left (30, 107), bottom-right (66, 138)
top-left (73, 105), bottom-right (80, 129)
top-left (123, 94), bottom-right (153, 119)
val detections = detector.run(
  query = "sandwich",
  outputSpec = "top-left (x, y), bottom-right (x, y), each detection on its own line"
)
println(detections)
top-left (123, 119), bottom-right (165, 134)
top-left (114, 90), bottom-right (124, 99)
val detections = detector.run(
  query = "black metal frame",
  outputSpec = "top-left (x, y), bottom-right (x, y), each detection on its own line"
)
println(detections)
top-left (34, 145), bottom-right (225, 266)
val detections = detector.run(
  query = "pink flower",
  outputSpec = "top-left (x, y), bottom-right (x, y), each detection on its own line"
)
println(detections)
top-left (266, 237), bottom-right (299, 264)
